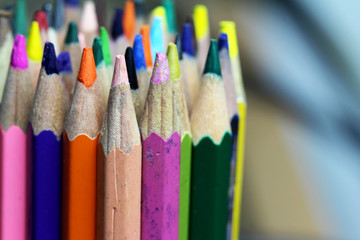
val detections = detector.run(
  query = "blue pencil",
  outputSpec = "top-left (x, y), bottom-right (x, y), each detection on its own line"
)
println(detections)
top-left (30, 42), bottom-right (67, 240)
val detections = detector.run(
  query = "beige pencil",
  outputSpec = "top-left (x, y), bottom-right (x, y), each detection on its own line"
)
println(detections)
top-left (98, 55), bottom-right (141, 240)
top-left (80, 1), bottom-right (99, 47)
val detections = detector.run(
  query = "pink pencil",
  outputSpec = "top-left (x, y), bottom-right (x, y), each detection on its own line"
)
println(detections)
top-left (0, 35), bottom-right (34, 240)
top-left (140, 52), bottom-right (180, 239)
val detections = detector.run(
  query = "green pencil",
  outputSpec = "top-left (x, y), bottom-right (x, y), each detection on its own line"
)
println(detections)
top-left (189, 39), bottom-right (232, 240)
top-left (166, 43), bottom-right (192, 240)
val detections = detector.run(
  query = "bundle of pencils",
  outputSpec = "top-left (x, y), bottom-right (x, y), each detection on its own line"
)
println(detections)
top-left (0, 1), bottom-right (247, 240)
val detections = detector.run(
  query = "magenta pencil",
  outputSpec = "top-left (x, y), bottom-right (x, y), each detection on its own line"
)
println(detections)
top-left (140, 52), bottom-right (180, 240)
top-left (0, 35), bottom-right (34, 240)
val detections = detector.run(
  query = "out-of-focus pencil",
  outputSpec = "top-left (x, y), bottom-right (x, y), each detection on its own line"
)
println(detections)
top-left (100, 26), bottom-right (113, 77)
top-left (95, 0), bottom-right (106, 27)
top-left (31, 42), bottom-right (66, 240)
top-left (57, 51), bottom-right (73, 110)
top-left (27, 21), bottom-right (43, 91)
top-left (150, 17), bottom-right (165, 62)
top-left (80, 1), bottom-right (99, 47)
top-left (111, 8), bottom-right (129, 55)
top-left (93, 37), bottom-right (110, 107)
top-left (63, 21), bottom-right (81, 77)
top-left (54, 0), bottom-right (65, 48)
top-left (189, 39), bottom-right (232, 240)
top-left (140, 52), bottom-right (180, 240)
top-left (151, 6), bottom-right (169, 45)
top-left (125, 47), bottom-right (142, 122)
top-left (193, 4), bottom-right (210, 72)
top-left (219, 21), bottom-right (247, 240)
top-left (163, 0), bottom-right (177, 42)
top-left (62, 48), bottom-right (105, 240)
top-left (14, 0), bottom-right (27, 36)
top-left (33, 10), bottom-right (49, 47)
top-left (98, 55), bottom-right (142, 240)
top-left (140, 25), bottom-right (153, 69)
top-left (167, 43), bottom-right (192, 240)
top-left (64, 0), bottom-right (81, 27)
top-left (42, 5), bottom-right (61, 55)
top-left (133, 34), bottom-right (150, 118)
top-left (181, 23), bottom-right (201, 114)
top-left (123, 0), bottom-right (136, 42)
top-left (0, 10), bottom-right (13, 102)
top-left (134, 0), bottom-right (145, 33)
top-left (0, 34), bottom-right (34, 240)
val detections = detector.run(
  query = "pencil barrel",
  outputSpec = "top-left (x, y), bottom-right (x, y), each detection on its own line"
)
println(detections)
top-left (141, 132), bottom-right (181, 240)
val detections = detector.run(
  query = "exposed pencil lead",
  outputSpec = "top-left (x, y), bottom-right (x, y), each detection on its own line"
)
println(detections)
top-left (112, 55), bottom-right (129, 87)
top-left (65, 21), bottom-right (79, 44)
top-left (92, 37), bottom-right (104, 67)
top-left (111, 8), bottom-right (124, 40)
top-left (203, 39), bottom-right (221, 77)
top-left (166, 43), bottom-right (180, 82)
top-left (181, 23), bottom-right (195, 57)
top-left (150, 52), bottom-right (169, 84)
top-left (11, 34), bottom-right (28, 69)
top-left (218, 33), bottom-right (229, 51)
top-left (27, 21), bottom-right (43, 62)
top-left (174, 33), bottom-right (182, 60)
top-left (42, 42), bottom-right (59, 75)
top-left (57, 51), bottom-right (72, 73)
top-left (125, 47), bottom-right (139, 90)
top-left (78, 48), bottom-right (97, 87)
top-left (33, 10), bottom-right (49, 31)
top-left (133, 34), bottom-right (146, 71)
top-left (100, 27), bottom-right (112, 67)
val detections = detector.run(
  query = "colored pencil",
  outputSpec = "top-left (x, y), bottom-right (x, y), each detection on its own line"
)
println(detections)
top-left (219, 21), bottom-right (247, 240)
top-left (42, 3), bottom-right (53, 27)
top-left (80, 1), bottom-right (99, 47)
top-left (189, 39), bottom-right (232, 240)
top-left (62, 47), bottom-right (104, 240)
top-left (31, 42), bottom-right (66, 240)
top-left (42, 5), bottom-right (62, 55)
top-left (150, 17), bottom-right (165, 62)
top-left (140, 25), bottom-right (153, 69)
top-left (140, 52), bottom-right (180, 240)
top-left (181, 23), bottom-right (201, 114)
top-left (100, 26), bottom-right (113, 77)
top-left (111, 9), bottom-right (129, 56)
top-left (123, 0), bottom-right (136, 42)
top-left (27, 21), bottom-right (43, 91)
top-left (0, 34), bottom-right (34, 240)
top-left (33, 10), bottom-right (49, 46)
top-left (125, 47), bottom-right (141, 122)
top-left (166, 43), bottom-right (192, 240)
top-left (163, 0), bottom-right (177, 36)
top-left (151, 6), bottom-right (169, 45)
top-left (133, 34), bottom-right (150, 120)
top-left (193, 4), bottom-right (210, 72)
top-left (0, 10), bottom-right (13, 102)
top-left (93, 37), bottom-right (110, 108)
top-left (64, 0), bottom-right (81, 27)
top-left (54, 0), bottom-right (66, 50)
top-left (134, 0), bottom-right (145, 34)
top-left (185, 15), bottom-right (196, 54)
top-left (95, 0), bottom-right (106, 27)
top-left (57, 51), bottom-right (74, 110)
top-left (218, 33), bottom-right (240, 239)
top-left (63, 21), bottom-right (81, 77)
top-left (14, 0), bottom-right (27, 36)
top-left (98, 55), bottom-right (142, 240)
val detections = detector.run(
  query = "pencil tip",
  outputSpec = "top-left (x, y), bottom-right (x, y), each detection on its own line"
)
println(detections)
top-left (166, 43), bottom-right (180, 81)
top-left (151, 52), bottom-right (169, 84)
top-left (54, 0), bottom-right (64, 30)
top-left (163, 0), bottom-right (177, 33)
top-left (78, 47), bottom-right (97, 88)
top-left (11, 34), bottom-right (28, 70)
top-left (150, 17), bottom-right (165, 61)
top-left (174, 33), bottom-right (182, 60)
top-left (181, 23), bottom-right (195, 57)
top-left (219, 21), bottom-right (238, 59)
top-left (111, 8), bottom-right (124, 40)
top-left (194, 4), bottom-right (209, 40)
top-left (33, 10), bottom-right (48, 31)
top-left (123, 0), bottom-right (136, 40)
top-left (218, 33), bottom-right (229, 51)
top-left (57, 51), bottom-right (72, 73)
top-left (14, 0), bottom-right (27, 36)
top-left (80, 1), bottom-right (98, 32)
top-left (133, 34), bottom-right (146, 71)
top-left (100, 27), bottom-right (112, 67)
top-left (42, 42), bottom-right (59, 75)
top-left (203, 39), bottom-right (222, 77)
top-left (140, 25), bottom-right (152, 67)
top-left (65, 21), bottom-right (79, 44)
top-left (42, 3), bottom-right (53, 27)
top-left (125, 47), bottom-right (139, 90)
top-left (92, 37), bottom-right (104, 67)
top-left (112, 55), bottom-right (129, 87)
top-left (27, 21), bottom-right (43, 62)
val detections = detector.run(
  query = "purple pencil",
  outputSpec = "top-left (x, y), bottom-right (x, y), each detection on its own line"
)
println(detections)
top-left (140, 52), bottom-right (180, 240)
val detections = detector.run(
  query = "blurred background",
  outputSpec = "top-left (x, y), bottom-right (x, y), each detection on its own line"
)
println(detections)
top-left (2, 0), bottom-right (360, 239)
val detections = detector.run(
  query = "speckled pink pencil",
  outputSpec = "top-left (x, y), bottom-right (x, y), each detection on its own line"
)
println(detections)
top-left (140, 52), bottom-right (181, 240)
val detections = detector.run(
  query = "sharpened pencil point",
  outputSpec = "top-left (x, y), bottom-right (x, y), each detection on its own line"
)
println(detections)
top-left (27, 21), bottom-right (43, 62)
top-left (112, 55), bottom-right (129, 87)
top-left (34, 10), bottom-right (48, 31)
top-left (140, 25), bottom-right (152, 67)
top-left (150, 17), bottom-right (165, 61)
top-left (125, 47), bottom-right (139, 90)
top-left (151, 52), bottom-right (169, 84)
top-left (218, 33), bottom-right (229, 51)
top-left (123, 0), bottom-right (136, 40)
top-left (174, 33), bottom-right (182, 60)
top-left (65, 21), bottom-right (79, 44)
top-left (111, 9), bottom-right (124, 40)
top-left (80, 1), bottom-right (98, 32)
top-left (100, 27), bottom-right (112, 67)
top-left (163, 0), bottom-right (177, 33)
top-left (42, 42), bottom-right (59, 75)
top-left (203, 39), bottom-right (222, 77)
top-left (92, 37), bottom-right (104, 67)
top-left (133, 34), bottom-right (146, 71)
top-left (78, 48), bottom-right (97, 88)
top-left (181, 23), bottom-right (195, 57)
top-left (14, 0), bottom-right (27, 36)
top-left (194, 4), bottom-right (209, 40)
top-left (219, 21), bottom-right (238, 59)
top-left (166, 43), bottom-right (180, 82)
top-left (42, 3), bottom-right (53, 27)
top-left (57, 52), bottom-right (72, 73)
top-left (11, 34), bottom-right (28, 70)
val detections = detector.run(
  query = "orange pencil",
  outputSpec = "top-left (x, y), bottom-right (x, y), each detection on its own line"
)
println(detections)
top-left (140, 25), bottom-right (152, 69)
top-left (123, 0), bottom-right (136, 42)
top-left (62, 47), bottom-right (105, 240)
